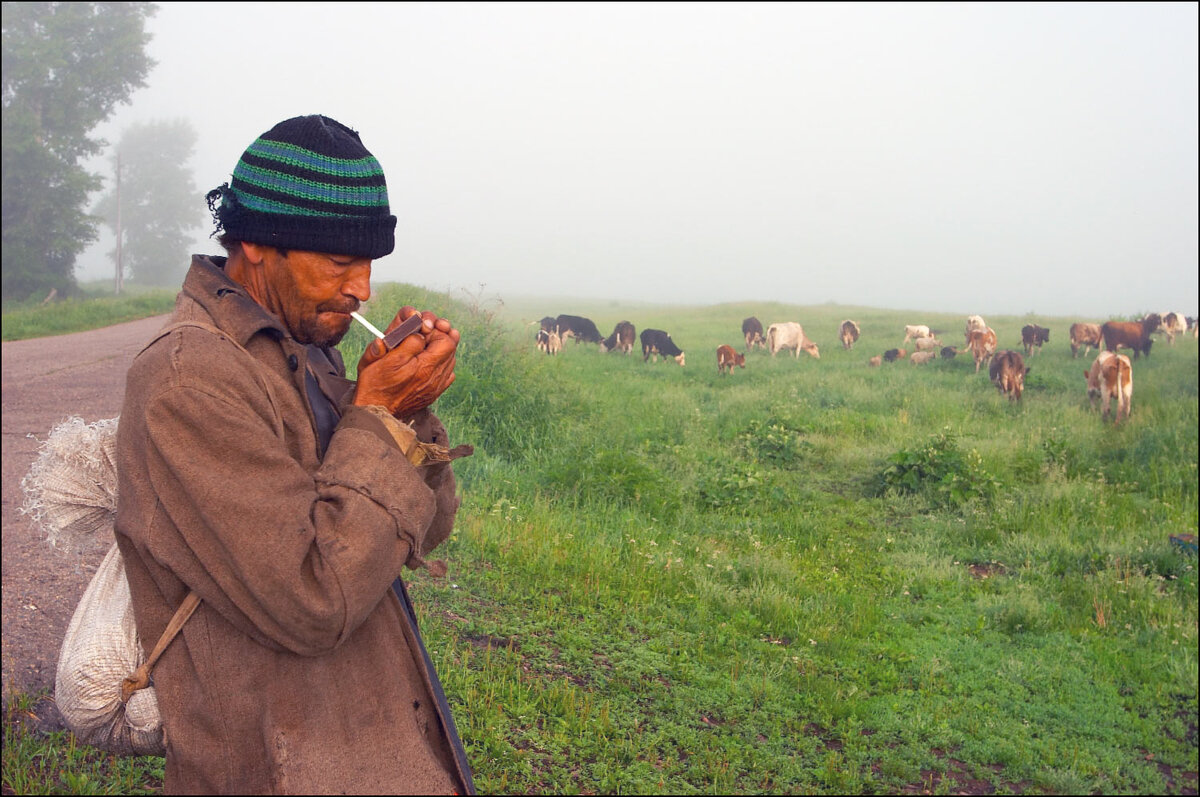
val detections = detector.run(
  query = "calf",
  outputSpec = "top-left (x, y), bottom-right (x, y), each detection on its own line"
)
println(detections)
top-left (910, 350), bottom-right (937, 365)
top-left (536, 328), bottom-right (562, 355)
top-left (902, 324), bottom-right (931, 344)
top-left (555, 314), bottom-right (604, 345)
top-left (1021, 324), bottom-right (1050, 355)
top-left (716, 344), bottom-right (746, 375)
top-left (913, 335), bottom-right (941, 352)
top-left (1069, 322), bottom-right (1103, 359)
top-left (966, 327), bottom-right (998, 373)
top-left (868, 355), bottom-right (882, 367)
top-left (641, 328), bottom-right (685, 366)
top-left (742, 317), bottom-right (766, 351)
top-left (839, 319), bottom-right (860, 350)
top-left (600, 321), bottom-right (636, 354)
top-left (988, 350), bottom-right (1029, 401)
top-left (1101, 317), bottom-right (1158, 359)
top-left (940, 346), bottom-right (958, 360)
top-left (1085, 351), bottom-right (1132, 423)
top-left (882, 348), bottom-right (907, 363)
top-left (767, 322), bottom-right (820, 359)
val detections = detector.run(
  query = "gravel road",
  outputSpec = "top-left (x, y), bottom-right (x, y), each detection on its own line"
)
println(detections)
top-left (1, 314), bottom-right (170, 708)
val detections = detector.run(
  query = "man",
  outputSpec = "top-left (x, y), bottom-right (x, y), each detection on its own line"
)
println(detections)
top-left (114, 115), bottom-right (474, 794)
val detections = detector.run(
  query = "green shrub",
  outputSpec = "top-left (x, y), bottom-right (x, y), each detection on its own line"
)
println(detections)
top-left (877, 428), bottom-right (1001, 509)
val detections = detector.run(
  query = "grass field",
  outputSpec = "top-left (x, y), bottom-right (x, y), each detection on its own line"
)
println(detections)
top-left (4, 285), bottom-right (1196, 794)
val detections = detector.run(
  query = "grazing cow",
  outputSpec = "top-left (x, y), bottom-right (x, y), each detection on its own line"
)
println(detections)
top-left (539, 316), bottom-right (557, 333)
top-left (1159, 312), bottom-right (1187, 344)
top-left (882, 348), bottom-right (907, 363)
top-left (839, 319), bottom-right (860, 350)
top-left (555, 314), bottom-right (604, 345)
top-left (902, 324), bottom-right (931, 344)
top-left (1100, 316), bottom-right (1158, 359)
top-left (767, 322), bottom-right (820, 359)
top-left (716, 344), bottom-right (746, 375)
top-left (742, 317), bottom-right (766, 351)
top-left (600, 321), bottom-right (636, 354)
top-left (1021, 324), bottom-right (1050, 355)
top-left (910, 350), bottom-right (937, 365)
top-left (868, 355), bottom-right (882, 367)
top-left (966, 327), bottom-right (998, 373)
top-left (940, 346), bottom-right (958, 360)
top-left (641, 328), bottom-right (685, 366)
top-left (1187, 316), bottom-right (1199, 338)
top-left (1085, 351), bottom-right (1132, 423)
top-left (1069, 322), bottom-right (1103, 359)
top-left (989, 350), bottom-right (1029, 401)
top-left (965, 315), bottom-right (987, 344)
top-left (536, 328), bottom-right (562, 355)
top-left (913, 335), bottom-right (941, 352)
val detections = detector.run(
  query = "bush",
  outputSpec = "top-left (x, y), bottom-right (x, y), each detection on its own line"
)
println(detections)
top-left (877, 428), bottom-right (1000, 509)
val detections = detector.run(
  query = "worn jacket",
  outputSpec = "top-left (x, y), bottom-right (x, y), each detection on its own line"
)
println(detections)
top-left (114, 255), bottom-right (472, 795)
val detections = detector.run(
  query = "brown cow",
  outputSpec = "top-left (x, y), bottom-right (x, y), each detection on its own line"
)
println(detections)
top-left (868, 355), bottom-right (882, 367)
top-left (1101, 316), bottom-right (1158, 359)
top-left (989, 350), bottom-right (1029, 401)
top-left (966, 327), bottom-right (997, 373)
top-left (716, 344), bottom-right (746, 375)
top-left (839, 319), bottom-right (860, 350)
top-left (1069, 322), bottom-right (1103, 359)
top-left (1085, 351), bottom-right (1132, 423)
top-left (1021, 324), bottom-right (1050, 355)
top-left (600, 321), bottom-right (636, 354)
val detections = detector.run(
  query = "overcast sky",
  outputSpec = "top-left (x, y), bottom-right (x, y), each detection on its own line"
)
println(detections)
top-left (77, 2), bottom-right (1198, 317)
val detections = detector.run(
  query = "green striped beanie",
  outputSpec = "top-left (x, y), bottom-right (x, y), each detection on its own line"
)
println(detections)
top-left (207, 115), bottom-right (396, 259)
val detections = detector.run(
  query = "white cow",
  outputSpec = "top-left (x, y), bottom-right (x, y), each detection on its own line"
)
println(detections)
top-left (965, 315), bottom-right (987, 345)
top-left (902, 324), bottom-right (930, 344)
top-left (767, 322), bottom-right (820, 359)
top-left (1159, 311), bottom-right (1187, 345)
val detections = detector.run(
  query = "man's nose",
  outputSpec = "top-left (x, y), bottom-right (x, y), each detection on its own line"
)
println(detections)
top-left (344, 262), bottom-right (372, 303)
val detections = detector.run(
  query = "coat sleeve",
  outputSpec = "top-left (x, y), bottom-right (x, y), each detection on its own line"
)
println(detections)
top-left (131, 345), bottom-right (441, 657)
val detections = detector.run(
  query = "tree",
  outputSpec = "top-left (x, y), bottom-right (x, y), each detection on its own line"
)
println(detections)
top-left (93, 119), bottom-right (204, 288)
top-left (2, 2), bottom-right (157, 301)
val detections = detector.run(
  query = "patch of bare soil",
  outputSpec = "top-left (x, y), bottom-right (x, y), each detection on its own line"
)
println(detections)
top-left (1, 315), bottom-right (170, 722)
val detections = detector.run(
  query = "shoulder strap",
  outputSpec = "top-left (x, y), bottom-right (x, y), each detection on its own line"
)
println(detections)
top-left (120, 590), bottom-right (202, 702)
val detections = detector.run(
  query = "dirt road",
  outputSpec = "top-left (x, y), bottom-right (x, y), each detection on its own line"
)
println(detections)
top-left (1, 315), bottom-right (170, 707)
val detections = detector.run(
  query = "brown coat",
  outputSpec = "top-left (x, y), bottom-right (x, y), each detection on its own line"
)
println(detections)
top-left (114, 256), bottom-right (472, 795)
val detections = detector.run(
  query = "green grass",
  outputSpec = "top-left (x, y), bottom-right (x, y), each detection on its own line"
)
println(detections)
top-left (4, 289), bottom-right (1196, 793)
top-left (1, 285), bottom-right (176, 341)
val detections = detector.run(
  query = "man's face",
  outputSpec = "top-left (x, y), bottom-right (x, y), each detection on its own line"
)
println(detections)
top-left (262, 249), bottom-right (372, 346)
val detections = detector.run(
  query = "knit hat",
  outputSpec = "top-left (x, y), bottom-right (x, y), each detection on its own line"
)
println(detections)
top-left (207, 115), bottom-right (396, 259)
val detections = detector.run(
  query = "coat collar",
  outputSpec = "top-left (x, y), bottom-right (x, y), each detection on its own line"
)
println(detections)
top-left (180, 255), bottom-right (288, 348)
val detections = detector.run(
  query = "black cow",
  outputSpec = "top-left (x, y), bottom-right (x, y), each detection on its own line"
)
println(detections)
top-left (1021, 324), bottom-right (1050, 355)
top-left (555, 314), bottom-right (604, 345)
top-left (742, 317), bottom-right (766, 351)
top-left (940, 346), bottom-right (958, 359)
top-left (641, 328), bottom-right (686, 366)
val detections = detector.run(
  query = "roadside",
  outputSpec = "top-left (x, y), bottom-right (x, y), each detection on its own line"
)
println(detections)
top-left (1, 314), bottom-right (170, 714)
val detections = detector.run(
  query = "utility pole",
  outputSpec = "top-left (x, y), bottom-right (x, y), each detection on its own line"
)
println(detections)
top-left (115, 151), bottom-right (123, 295)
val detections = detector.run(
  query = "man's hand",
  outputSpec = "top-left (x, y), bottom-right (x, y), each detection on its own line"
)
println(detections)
top-left (353, 306), bottom-right (459, 418)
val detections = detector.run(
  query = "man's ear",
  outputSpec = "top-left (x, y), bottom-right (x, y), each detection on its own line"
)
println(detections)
top-left (240, 241), bottom-right (270, 265)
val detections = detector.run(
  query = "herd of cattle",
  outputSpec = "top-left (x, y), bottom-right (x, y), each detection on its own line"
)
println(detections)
top-left (534, 310), bottom-right (1196, 423)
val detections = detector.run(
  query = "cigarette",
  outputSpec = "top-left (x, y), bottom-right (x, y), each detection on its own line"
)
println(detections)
top-left (350, 311), bottom-right (386, 339)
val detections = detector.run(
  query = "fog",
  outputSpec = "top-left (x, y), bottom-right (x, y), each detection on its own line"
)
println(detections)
top-left (77, 2), bottom-right (1198, 318)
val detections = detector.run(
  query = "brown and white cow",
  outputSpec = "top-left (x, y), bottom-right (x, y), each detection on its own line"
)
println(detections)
top-left (1069, 322), bottom-right (1103, 359)
top-left (641, 328), bottom-right (685, 366)
top-left (902, 324), bottom-right (931, 344)
top-left (839, 319), bottom-right (860, 350)
top-left (536, 328), bottom-right (562, 355)
top-left (767, 322), bottom-right (820, 359)
top-left (716, 344), bottom-right (746, 375)
top-left (1101, 316), bottom-right (1158, 359)
top-left (742, 317), bottom-right (766, 351)
top-left (989, 350), bottom-right (1029, 401)
top-left (1021, 324), bottom-right (1050, 356)
top-left (966, 327), bottom-right (998, 373)
top-left (600, 320), bottom-right (636, 354)
top-left (1085, 351), bottom-right (1132, 423)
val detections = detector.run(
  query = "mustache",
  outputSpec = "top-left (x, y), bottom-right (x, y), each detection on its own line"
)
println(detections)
top-left (318, 300), bottom-right (361, 315)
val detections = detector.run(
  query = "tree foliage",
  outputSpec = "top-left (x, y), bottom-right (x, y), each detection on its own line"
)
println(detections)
top-left (1, 2), bottom-right (157, 300)
top-left (93, 119), bottom-right (204, 287)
